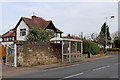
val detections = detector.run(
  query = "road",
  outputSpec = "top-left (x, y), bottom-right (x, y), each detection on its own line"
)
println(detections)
top-left (9, 54), bottom-right (119, 78)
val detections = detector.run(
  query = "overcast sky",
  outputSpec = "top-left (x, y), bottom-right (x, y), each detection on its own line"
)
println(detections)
top-left (0, 1), bottom-right (118, 37)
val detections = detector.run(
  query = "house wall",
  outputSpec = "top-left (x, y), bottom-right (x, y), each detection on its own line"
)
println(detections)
top-left (45, 29), bottom-right (61, 38)
top-left (0, 37), bottom-right (2, 42)
top-left (2, 37), bottom-right (15, 42)
top-left (0, 42), bottom-right (1, 59)
top-left (1, 42), bottom-right (14, 47)
top-left (17, 20), bottom-right (29, 41)
top-left (56, 33), bottom-right (61, 37)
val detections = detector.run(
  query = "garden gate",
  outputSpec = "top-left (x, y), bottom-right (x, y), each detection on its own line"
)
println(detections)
top-left (6, 44), bottom-right (17, 67)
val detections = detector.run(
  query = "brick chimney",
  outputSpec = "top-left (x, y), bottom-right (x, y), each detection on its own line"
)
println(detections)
top-left (31, 15), bottom-right (37, 20)
top-left (68, 34), bottom-right (70, 37)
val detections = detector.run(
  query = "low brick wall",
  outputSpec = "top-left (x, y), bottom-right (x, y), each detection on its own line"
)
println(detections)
top-left (16, 42), bottom-right (61, 67)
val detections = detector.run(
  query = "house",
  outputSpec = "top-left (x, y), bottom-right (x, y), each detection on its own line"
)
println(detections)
top-left (0, 35), bottom-right (2, 42)
top-left (2, 15), bottom-right (63, 46)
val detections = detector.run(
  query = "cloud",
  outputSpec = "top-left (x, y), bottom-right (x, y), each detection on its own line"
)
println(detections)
top-left (1, 2), bottom-right (118, 36)
top-left (0, 0), bottom-right (119, 2)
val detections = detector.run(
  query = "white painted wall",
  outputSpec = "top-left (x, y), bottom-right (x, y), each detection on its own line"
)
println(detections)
top-left (107, 45), bottom-right (112, 48)
top-left (16, 20), bottom-right (29, 41)
top-left (56, 33), bottom-right (61, 37)
top-left (0, 37), bottom-right (2, 42)
top-left (46, 29), bottom-right (61, 38)
top-left (1, 42), bottom-right (14, 47)
top-left (98, 44), bottom-right (112, 48)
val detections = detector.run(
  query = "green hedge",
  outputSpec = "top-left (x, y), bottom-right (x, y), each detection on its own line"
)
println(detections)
top-left (107, 48), bottom-right (120, 51)
top-left (83, 41), bottom-right (100, 55)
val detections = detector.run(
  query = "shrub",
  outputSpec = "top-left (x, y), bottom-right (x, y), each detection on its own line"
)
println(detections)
top-left (26, 28), bottom-right (52, 42)
top-left (89, 41), bottom-right (100, 55)
top-left (83, 41), bottom-right (90, 53)
top-left (114, 38), bottom-right (120, 48)
top-left (83, 41), bottom-right (100, 55)
top-left (2, 56), bottom-right (6, 60)
top-left (100, 48), bottom-right (105, 52)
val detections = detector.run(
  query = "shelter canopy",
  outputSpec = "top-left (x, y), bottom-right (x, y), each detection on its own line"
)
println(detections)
top-left (50, 37), bottom-right (83, 42)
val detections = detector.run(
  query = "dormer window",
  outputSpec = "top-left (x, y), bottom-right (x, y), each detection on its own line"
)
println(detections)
top-left (20, 29), bottom-right (26, 36)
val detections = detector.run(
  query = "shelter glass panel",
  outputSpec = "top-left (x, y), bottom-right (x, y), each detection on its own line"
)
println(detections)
top-left (63, 41), bottom-right (69, 62)
top-left (71, 41), bottom-right (76, 62)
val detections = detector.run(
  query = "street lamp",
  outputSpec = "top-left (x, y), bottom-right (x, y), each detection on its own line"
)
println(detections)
top-left (105, 15), bottom-right (115, 54)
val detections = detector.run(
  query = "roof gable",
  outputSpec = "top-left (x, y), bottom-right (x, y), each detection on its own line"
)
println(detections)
top-left (14, 16), bottom-right (63, 33)
top-left (45, 21), bottom-right (57, 31)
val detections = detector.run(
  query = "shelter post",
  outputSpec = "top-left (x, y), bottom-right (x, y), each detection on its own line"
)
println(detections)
top-left (69, 41), bottom-right (71, 62)
top-left (62, 41), bottom-right (63, 63)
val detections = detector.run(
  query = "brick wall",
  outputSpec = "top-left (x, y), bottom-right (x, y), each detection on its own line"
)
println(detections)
top-left (16, 42), bottom-right (61, 67)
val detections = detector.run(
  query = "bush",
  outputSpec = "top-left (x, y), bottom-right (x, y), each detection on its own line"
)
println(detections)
top-left (114, 38), bottom-right (120, 48)
top-left (89, 41), bottom-right (100, 55)
top-left (2, 56), bottom-right (6, 63)
top-left (2, 56), bottom-right (6, 60)
top-left (26, 28), bottom-right (52, 42)
top-left (83, 41), bottom-right (89, 52)
top-left (83, 41), bottom-right (100, 55)
top-left (100, 48), bottom-right (105, 52)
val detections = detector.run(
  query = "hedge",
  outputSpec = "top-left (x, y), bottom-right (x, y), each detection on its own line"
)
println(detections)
top-left (107, 48), bottom-right (120, 51)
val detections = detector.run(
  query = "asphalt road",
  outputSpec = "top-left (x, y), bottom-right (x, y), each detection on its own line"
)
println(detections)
top-left (10, 54), bottom-right (119, 78)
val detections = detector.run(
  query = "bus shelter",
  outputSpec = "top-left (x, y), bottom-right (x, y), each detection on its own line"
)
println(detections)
top-left (50, 37), bottom-right (83, 63)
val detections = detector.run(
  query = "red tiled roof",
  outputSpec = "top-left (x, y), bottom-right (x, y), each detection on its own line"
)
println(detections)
top-left (22, 17), bottom-right (50, 29)
top-left (2, 30), bottom-right (16, 37)
top-left (20, 16), bottom-right (63, 33)
top-left (0, 35), bottom-right (2, 38)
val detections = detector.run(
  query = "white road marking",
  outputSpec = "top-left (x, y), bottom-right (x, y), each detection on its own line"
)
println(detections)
top-left (64, 72), bottom-right (84, 79)
top-left (93, 66), bottom-right (110, 71)
top-left (114, 63), bottom-right (120, 65)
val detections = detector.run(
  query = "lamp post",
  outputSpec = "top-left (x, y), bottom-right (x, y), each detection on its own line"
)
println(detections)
top-left (105, 15), bottom-right (114, 54)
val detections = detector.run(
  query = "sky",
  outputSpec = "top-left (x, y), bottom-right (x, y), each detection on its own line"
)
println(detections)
top-left (0, 1), bottom-right (118, 37)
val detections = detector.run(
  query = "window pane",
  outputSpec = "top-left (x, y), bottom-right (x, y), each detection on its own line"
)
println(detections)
top-left (20, 29), bottom-right (26, 36)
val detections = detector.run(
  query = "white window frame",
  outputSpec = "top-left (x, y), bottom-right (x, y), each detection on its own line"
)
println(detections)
top-left (20, 29), bottom-right (26, 36)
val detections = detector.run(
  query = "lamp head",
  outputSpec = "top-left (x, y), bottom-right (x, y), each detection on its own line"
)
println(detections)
top-left (111, 15), bottom-right (115, 18)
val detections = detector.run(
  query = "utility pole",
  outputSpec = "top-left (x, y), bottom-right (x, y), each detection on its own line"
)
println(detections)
top-left (80, 32), bottom-right (83, 61)
top-left (105, 15), bottom-right (114, 54)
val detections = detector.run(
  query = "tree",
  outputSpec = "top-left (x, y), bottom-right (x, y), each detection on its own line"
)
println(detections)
top-left (26, 28), bottom-right (39, 41)
top-left (111, 31), bottom-right (118, 40)
top-left (113, 37), bottom-right (120, 48)
top-left (89, 33), bottom-right (99, 42)
top-left (98, 22), bottom-right (111, 48)
top-left (26, 28), bottom-right (53, 42)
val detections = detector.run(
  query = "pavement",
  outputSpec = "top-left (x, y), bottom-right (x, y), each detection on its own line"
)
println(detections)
top-left (2, 54), bottom-right (115, 78)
